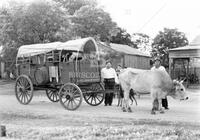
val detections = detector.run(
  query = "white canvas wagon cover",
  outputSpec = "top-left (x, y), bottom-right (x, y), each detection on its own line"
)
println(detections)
top-left (17, 37), bottom-right (98, 58)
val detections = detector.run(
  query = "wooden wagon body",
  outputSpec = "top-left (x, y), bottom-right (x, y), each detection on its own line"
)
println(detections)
top-left (15, 37), bottom-right (105, 110)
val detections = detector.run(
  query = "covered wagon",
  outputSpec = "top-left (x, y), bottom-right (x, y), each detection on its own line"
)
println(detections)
top-left (15, 37), bottom-right (105, 110)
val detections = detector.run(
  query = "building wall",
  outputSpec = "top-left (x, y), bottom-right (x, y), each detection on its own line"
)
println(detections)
top-left (169, 49), bottom-right (200, 84)
top-left (124, 54), bottom-right (151, 69)
top-left (100, 54), bottom-right (151, 70)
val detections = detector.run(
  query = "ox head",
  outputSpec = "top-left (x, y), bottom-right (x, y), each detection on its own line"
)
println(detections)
top-left (171, 79), bottom-right (189, 100)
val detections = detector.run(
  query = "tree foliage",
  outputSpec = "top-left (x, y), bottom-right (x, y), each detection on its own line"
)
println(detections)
top-left (132, 33), bottom-right (152, 53)
top-left (152, 28), bottom-right (189, 67)
top-left (71, 5), bottom-right (118, 42)
top-left (54, 0), bottom-right (97, 15)
top-left (0, 0), bottom-right (135, 63)
top-left (111, 28), bottom-right (135, 47)
top-left (0, 1), bottom-right (70, 60)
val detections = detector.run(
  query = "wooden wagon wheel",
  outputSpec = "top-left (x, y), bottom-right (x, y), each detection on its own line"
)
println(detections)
top-left (15, 75), bottom-right (33, 105)
top-left (83, 83), bottom-right (105, 106)
top-left (46, 89), bottom-right (59, 102)
top-left (58, 83), bottom-right (82, 110)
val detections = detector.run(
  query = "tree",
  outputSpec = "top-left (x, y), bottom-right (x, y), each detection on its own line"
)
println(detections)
top-left (132, 33), bottom-right (152, 54)
top-left (0, 1), bottom-right (72, 76)
top-left (71, 5), bottom-right (118, 42)
top-left (152, 28), bottom-right (189, 67)
top-left (111, 28), bottom-right (135, 47)
top-left (54, 0), bottom-right (97, 15)
top-left (0, 1), bottom-right (70, 61)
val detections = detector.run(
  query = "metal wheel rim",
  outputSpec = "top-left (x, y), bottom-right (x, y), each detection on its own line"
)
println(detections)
top-left (15, 75), bottom-right (33, 105)
top-left (59, 83), bottom-right (82, 111)
top-left (83, 83), bottom-right (105, 106)
top-left (46, 89), bottom-right (59, 102)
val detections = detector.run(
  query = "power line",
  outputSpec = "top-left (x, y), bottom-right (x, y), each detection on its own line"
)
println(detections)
top-left (137, 1), bottom-right (167, 33)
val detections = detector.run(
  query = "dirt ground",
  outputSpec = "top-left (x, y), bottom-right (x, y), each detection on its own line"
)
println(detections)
top-left (0, 80), bottom-right (200, 140)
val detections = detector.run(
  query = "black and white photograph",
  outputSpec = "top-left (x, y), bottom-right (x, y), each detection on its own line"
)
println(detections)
top-left (0, 0), bottom-right (200, 139)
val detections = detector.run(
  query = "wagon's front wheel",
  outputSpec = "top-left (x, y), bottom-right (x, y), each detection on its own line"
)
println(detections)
top-left (83, 83), bottom-right (105, 106)
top-left (15, 75), bottom-right (33, 105)
top-left (46, 89), bottom-right (59, 102)
top-left (59, 83), bottom-right (82, 110)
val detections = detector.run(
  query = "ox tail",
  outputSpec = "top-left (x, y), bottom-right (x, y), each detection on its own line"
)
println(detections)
top-left (129, 89), bottom-right (138, 106)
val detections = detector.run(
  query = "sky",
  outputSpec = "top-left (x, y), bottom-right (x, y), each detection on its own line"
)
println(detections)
top-left (98, 0), bottom-right (200, 42)
top-left (0, 0), bottom-right (200, 42)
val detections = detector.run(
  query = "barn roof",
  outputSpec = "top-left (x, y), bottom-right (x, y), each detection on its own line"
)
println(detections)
top-left (170, 35), bottom-right (200, 51)
top-left (109, 43), bottom-right (151, 57)
top-left (169, 45), bottom-right (200, 51)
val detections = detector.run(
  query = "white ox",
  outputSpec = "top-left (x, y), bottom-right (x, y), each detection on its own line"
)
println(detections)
top-left (119, 68), bottom-right (188, 114)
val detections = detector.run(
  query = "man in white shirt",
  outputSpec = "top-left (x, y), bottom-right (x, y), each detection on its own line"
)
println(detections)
top-left (101, 61), bottom-right (118, 106)
top-left (151, 57), bottom-right (169, 110)
top-left (151, 58), bottom-right (166, 71)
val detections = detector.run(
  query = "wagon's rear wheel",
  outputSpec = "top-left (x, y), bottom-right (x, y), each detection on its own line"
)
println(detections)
top-left (83, 83), bottom-right (105, 106)
top-left (15, 75), bottom-right (33, 105)
top-left (59, 83), bottom-right (82, 110)
top-left (46, 89), bottom-right (59, 102)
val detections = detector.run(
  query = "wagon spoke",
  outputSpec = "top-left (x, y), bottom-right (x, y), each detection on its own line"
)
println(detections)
top-left (25, 85), bottom-right (31, 90)
top-left (73, 89), bottom-right (78, 94)
top-left (72, 100), bottom-right (78, 108)
top-left (55, 94), bottom-right (58, 101)
top-left (74, 97), bottom-right (80, 102)
top-left (96, 96), bottom-right (101, 102)
top-left (49, 92), bottom-right (53, 98)
top-left (21, 78), bottom-right (26, 87)
top-left (93, 96), bottom-right (97, 104)
top-left (59, 83), bottom-right (82, 110)
top-left (24, 93), bottom-right (28, 103)
top-left (17, 81), bottom-right (22, 88)
top-left (83, 83), bottom-right (104, 106)
top-left (24, 93), bottom-right (27, 103)
top-left (70, 100), bottom-right (74, 109)
top-left (74, 94), bottom-right (81, 98)
top-left (18, 92), bottom-right (22, 99)
top-left (26, 91), bottom-right (31, 97)
top-left (18, 80), bottom-right (23, 88)
top-left (15, 75), bottom-right (33, 105)
top-left (24, 79), bottom-right (29, 88)
top-left (19, 92), bottom-right (23, 101)
top-left (86, 95), bottom-right (92, 101)
top-left (67, 100), bottom-right (71, 109)
top-left (24, 92), bottom-right (29, 101)
top-left (97, 94), bottom-right (103, 98)
top-left (20, 93), bottom-right (24, 103)
top-left (91, 96), bottom-right (94, 104)
top-left (46, 89), bottom-right (59, 102)
top-left (63, 98), bottom-right (68, 104)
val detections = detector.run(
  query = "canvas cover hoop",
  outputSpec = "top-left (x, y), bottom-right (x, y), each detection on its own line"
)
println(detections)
top-left (16, 37), bottom-right (99, 59)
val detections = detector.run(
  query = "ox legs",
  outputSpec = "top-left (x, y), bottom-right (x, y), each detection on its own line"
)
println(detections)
top-left (158, 99), bottom-right (165, 114)
top-left (123, 90), bottom-right (132, 112)
top-left (151, 98), bottom-right (158, 114)
top-left (151, 88), bottom-right (165, 114)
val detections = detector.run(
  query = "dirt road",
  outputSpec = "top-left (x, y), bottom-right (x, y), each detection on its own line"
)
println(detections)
top-left (0, 81), bottom-right (200, 139)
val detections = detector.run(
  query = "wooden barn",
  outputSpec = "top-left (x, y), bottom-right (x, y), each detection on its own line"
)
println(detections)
top-left (98, 42), bottom-right (151, 69)
top-left (169, 35), bottom-right (200, 86)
